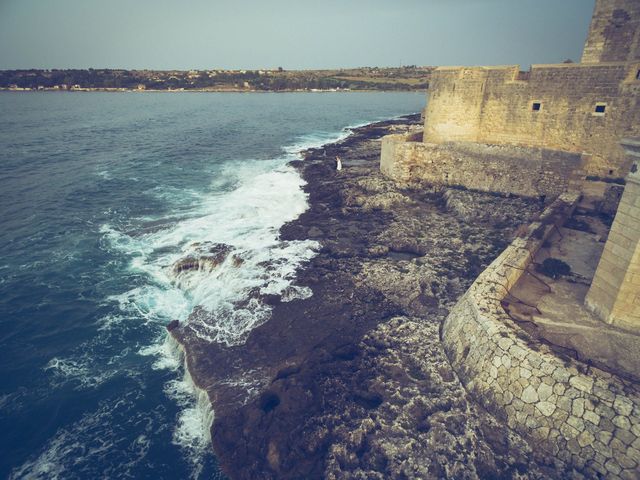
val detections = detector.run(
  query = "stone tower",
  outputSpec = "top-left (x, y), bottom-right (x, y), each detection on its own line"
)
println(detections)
top-left (581, 0), bottom-right (640, 63)
top-left (585, 139), bottom-right (640, 333)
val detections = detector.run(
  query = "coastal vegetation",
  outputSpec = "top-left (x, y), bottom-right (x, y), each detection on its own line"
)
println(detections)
top-left (0, 66), bottom-right (432, 92)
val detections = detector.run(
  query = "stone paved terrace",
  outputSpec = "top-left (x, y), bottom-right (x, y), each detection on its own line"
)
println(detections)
top-left (507, 208), bottom-right (640, 382)
top-left (442, 193), bottom-right (640, 478)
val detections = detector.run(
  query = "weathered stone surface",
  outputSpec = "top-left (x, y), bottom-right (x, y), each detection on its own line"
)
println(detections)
top-left (596, 402), bottom-right (616, 420)
top-left (614, 415), bottom-right (632, 430)
top-left (554, 382), bottom-right (566, 396)
top-left (522, 385), bottom-right (539, 404)
top-left (570, 375), bottom-right (594, 394)
top-left (578, 430), bottom-right (596, 448)
top-left (605, 459), bottom-right (622, 475)
top-left (615, 396), bottom-right (634, 417)
top-left (615, 428), bottom-right (637, 446)
top-left (538, 383), bottom-right (553, 402)
top-left (537, 401), bottom-right (557, 417)
top-left (573, 398), bottom-right (586, 418)
top-left (561, 423), bottom-right (580, 440)
top-left (584, 411), bottom-right (600, 426)
top-left (440, 191), bottom-right (640, 477)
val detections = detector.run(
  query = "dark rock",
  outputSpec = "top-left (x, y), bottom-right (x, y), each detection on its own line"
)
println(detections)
top-left (172, 255), bottom-right (199, 274)
top-left (259, 391), bottom-right (281, 413)
top-left (353, 390), bottom-right (384, 410)
top-left (261, 294), bottom-right (281, 306)
top-left (166, 319), bottom-right (180, 332)
top-left (171, 114), bottom-right (561, 479)
top-left (172, 242), bottom-right (233, 274)
top-left (307, 226), bottom-right (324, 238)
top-left (274, 364), bottom-right (300, 381)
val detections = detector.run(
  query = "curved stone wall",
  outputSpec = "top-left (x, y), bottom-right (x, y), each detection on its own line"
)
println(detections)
top-left (442, 193), bottom-right (640, 478)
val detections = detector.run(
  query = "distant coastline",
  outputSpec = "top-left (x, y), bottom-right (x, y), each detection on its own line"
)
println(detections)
top-left (0, 87), bottom-right (424, 93)
top-left (0, 66), bottom-right (432, 93)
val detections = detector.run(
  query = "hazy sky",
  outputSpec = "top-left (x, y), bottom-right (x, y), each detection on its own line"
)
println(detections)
top-left (0, 0), bottom-right (595, 70)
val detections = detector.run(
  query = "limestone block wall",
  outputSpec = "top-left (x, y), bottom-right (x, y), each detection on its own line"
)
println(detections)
top-left (423, 66), bottom-right (518, 145)
top-left (381, 133), bottom-right (584, 199)
top-left (586, 142), bottom-right (640, 333)
top-left (423, 63), bottom-right (640, 177)
top-left (442, 193), bottom-right (640, 478)
top-left (582, 0), bottom-right (640, 64)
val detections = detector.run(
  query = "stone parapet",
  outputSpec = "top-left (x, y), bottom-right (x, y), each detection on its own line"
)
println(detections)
top-left (442, 193), bottom-right (640, 478)
top-left (380, 133), bottom-right (584, 199)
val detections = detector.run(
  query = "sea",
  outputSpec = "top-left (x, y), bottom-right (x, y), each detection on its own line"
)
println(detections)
top-left (0, 91), bottom-right (424, 479)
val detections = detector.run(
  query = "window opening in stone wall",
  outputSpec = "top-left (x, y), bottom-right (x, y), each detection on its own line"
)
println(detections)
top-left (593, 103), bottom-right (607, 116)
top-left (636, 69), bottom-right (640, 80)
top-left (532, 102), bottom-right (541, 111)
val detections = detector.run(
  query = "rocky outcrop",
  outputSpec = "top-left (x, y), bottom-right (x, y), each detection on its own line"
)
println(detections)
top-left (172, 242), bottom-right (233, 274)
top-left (169, 115), bottom-right (585, 479)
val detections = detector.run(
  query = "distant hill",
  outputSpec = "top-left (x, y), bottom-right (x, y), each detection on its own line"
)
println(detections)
top-left (0, 67), bottom-right (433, 92)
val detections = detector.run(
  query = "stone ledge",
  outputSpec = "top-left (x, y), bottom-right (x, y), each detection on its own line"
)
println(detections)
top-left (442, 192), bottom-right (640, 478)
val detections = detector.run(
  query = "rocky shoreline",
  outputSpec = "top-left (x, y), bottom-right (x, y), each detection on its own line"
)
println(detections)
top-left (170, 114), bottom-right (574, 479)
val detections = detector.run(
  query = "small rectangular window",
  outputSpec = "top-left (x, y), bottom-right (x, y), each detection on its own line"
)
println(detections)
top-left (636, 69), bottom-right (640, 80)
top-left (532, 102), bottom-right (541, 111)
top-left (593, 102), bottom-right (607, 116)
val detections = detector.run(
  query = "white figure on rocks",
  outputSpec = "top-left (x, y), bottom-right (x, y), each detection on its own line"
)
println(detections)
top-left (335, 155), bottom-right (342, 171)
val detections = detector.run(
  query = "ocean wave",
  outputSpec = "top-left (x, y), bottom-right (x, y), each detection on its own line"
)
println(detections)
top-left (2, 92), bottom-right (425, 480)
top-left (9, 392), bottom-right (158, 480)
top-left (138, 333), bottom-right (183, 371)
top-left (101, 159), bottom-right (318, 346)
top-left (91, 138), bottom-right (322, 474)
top-left (91, 120), bottom-right (378, 475)
top-left (282, 129), bottom-right (352, 157)
top-left (43, 356), bottom-right (117, 390)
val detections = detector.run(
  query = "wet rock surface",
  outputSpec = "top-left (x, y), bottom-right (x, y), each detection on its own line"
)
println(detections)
top-left (172, 242), bottom-right (233, 274)
top-left (170, 115), bottom-right (565, 479)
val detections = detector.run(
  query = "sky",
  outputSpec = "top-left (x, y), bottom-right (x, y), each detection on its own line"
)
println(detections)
top-left (0, 0), bottom-right (596, 70)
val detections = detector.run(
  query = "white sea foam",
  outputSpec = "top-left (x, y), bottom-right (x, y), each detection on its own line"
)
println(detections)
top-left (161, 336), bottom-right (215, 479)
top-left (44, 355), bottom-right (117, 390)
top-left (9, 393), bottom-right (156, 480)
top-left (282, 127), bottom-right (353, 157)
top-left (96, 169), bottom-right (112, 180)
top-left (93, 129), bottom-right (347, 474)
top-left (138, 334), bottom-right (183, 370)
top-left (101, 157), bottom-right (319, 346)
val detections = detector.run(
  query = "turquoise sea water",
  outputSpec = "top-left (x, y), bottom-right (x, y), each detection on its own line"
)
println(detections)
top-left (0, 91), bottom-right (424, 479)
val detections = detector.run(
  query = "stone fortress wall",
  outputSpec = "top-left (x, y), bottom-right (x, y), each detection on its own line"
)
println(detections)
top-left (442, 193), bottom-right (640, 478)
top-left (423, 62), bottom-right (640, 177)
top-left (381, 0), bottom-right (640, 192)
